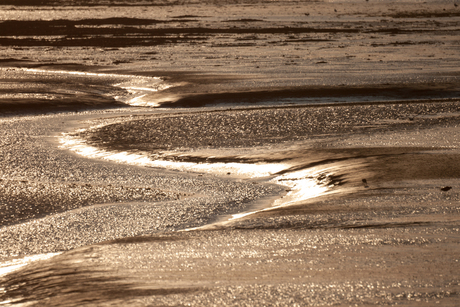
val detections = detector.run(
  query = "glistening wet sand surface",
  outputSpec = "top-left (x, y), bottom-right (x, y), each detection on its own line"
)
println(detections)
top-left (1, 0), bottom-right (460, 306)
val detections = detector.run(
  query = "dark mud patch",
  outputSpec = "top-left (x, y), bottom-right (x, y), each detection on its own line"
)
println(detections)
top-left (1, 0), bottom-right (295, 5)
top-left (223, 18), bottom-right (265, 22)
top-left (388, 12), bottom-right (460, 18)
top-left (98, 234), bottom-right (186, 245)
top-left (172, 14), bottom-right (207, 18)
top-left (153, 84), bottom-right (460, 108)
top-left (0, 96), bottom-right (125, 115)
top-left (0, 18), bottom-right (409, 48)
top-left (75, 101), bottom-right (460, 154)
top-left (0, 58), bottom-right (105, 72)
top-left (371, 40), bottom-right (441, 47)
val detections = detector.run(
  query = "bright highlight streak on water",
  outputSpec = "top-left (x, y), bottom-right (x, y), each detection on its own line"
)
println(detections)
top-left (59, 133), bottom-right (288, 178)
top-left (24, 68), bottom-right (159, 80)
top-left (60, 127), bottom-right (343, 230)
top-left (227, 169), bottom-right (333, 223)
top-left (0, 253), bottom-right (61, 278)
top-left (24, 68), bottom-right (174, 107)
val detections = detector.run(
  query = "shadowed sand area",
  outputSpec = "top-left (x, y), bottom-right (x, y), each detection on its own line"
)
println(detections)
top-left (0, 0), bottom-right (460, 306)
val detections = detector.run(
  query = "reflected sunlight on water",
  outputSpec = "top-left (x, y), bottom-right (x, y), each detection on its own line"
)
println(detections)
top-left (0, 253), bottom-right (61, 278)
top-left (25, 68), bottom-right (153, 80)
top-left (270, 168), bottom-right (334, 207)
top-left (23, 68), bottom-right (174, 107)
top-left (59, 133), bottom-right (288, 178)
top-left (59, 127), bottom-right (348, 231)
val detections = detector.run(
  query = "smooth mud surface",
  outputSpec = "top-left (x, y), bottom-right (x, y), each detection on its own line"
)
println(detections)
top-left (1, 0), bottom-right (460, 306)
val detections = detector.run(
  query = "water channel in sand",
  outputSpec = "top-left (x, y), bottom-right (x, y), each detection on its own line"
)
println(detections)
top-left (59, 127), bottom-right (340, 212)
top-left (1, 65), bottom-right (460, 305)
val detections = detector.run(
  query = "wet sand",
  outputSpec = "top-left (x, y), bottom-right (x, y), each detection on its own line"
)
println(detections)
top-left (1, 0), bottom-right (460, 306)
top-left (1, 103), bottom-right (459, 306)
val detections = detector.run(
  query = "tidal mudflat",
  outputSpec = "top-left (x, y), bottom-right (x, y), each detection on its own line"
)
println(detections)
top-left (0, 0), bottom-right (460, 306)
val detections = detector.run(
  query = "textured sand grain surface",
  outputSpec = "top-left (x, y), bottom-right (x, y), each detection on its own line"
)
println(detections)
top-left (0, 0), bottom-right (459, 306)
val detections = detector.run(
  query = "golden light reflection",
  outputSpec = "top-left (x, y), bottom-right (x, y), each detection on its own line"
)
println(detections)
top-left (222, 168), bottom-right (338, 225)
top-left (59, 133), bottom-right (287, 178)
top-left (61, 128), bottom-right (345, 230)
top-left (270, 168), bottom-right (331, 208)
top-left (0, 253), bottom-right (61, 278)
top-left (24, 68), bottom-right (173, 107)
top-left (25, 68), bottom-right (156, 80)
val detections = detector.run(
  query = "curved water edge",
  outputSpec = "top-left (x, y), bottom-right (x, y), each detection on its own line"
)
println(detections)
top-left (22, 68), bottom-right (175, 107)
top-left (0, 66), bottom-right (189, 115)
top-left (59, 127), bottom-right (346, 218)
top-left (4, 67), bottom-right (458, 113)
